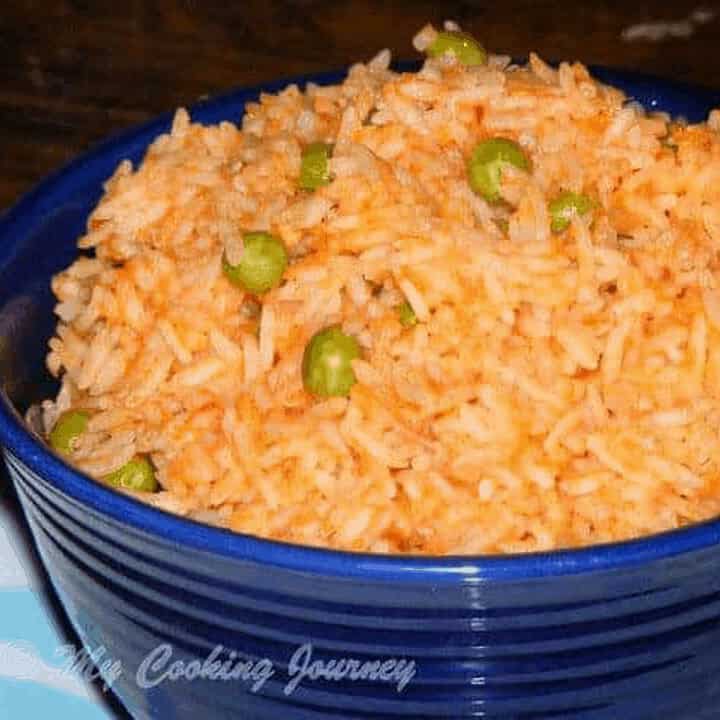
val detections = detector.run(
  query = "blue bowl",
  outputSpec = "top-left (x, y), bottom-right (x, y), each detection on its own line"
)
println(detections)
top-left (2, 66), bottom-right (720, 720)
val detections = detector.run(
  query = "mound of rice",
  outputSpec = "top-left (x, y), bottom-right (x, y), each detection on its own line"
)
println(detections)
top-left (41, 23), bottom-right (720, 554)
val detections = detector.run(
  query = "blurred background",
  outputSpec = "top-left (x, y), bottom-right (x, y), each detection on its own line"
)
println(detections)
top-left (0, 0), bottom-right (718, 209)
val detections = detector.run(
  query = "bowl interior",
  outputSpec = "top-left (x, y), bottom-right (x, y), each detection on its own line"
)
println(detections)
top-left (1, 64), bottom-right (720, 578)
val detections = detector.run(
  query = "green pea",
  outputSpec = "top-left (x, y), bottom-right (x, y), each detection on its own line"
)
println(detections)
top-left (299, 142), bottom-right (333, 191)
top-left (548, 191), bottom-right (596, 233)
top-left (222, 231), bottom-right (288, 294)
top-left (105, 456), bottom-right (158, 493)
top-left (397, 300), bottom-right (418, 328)
top-left (467, 138), bottom-right (530, 203)
top-left (302, 326), bottom-right (361, 398)
top-left (427, 31), bottom-right (487, 66)
top-left (49, 410), bottom-right (89, 454)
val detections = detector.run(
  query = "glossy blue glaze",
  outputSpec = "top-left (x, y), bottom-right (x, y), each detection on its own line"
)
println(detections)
top-left (1, 66), bottom-right (720, 719)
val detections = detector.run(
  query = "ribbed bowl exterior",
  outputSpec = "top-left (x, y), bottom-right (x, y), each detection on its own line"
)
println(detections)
top-left (2, 67), bottom-right (720, 719)
top-left (6, 450), bottom-right (720, 719)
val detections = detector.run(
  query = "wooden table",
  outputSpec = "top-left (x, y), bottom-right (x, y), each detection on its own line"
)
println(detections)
top-left (1, 0), bottom-right (719, 210)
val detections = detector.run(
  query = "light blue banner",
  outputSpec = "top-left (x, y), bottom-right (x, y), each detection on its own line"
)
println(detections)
top-left (0, 492), bottom-right (113, 719)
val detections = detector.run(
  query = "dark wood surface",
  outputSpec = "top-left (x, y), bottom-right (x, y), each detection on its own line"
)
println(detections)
top-left (1, 0), bottom-right (719, 211)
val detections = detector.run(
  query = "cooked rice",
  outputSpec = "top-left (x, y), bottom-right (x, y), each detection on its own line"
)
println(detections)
top-left (40, 24), bottom-right (720, 554)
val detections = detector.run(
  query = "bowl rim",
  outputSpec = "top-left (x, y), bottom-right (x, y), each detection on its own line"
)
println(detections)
top-left (2, 64), bottom-right (720, 583)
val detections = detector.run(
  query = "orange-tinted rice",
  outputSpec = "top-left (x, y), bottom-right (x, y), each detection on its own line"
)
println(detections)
top-left (42, 24), bottom-right (720, 554)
